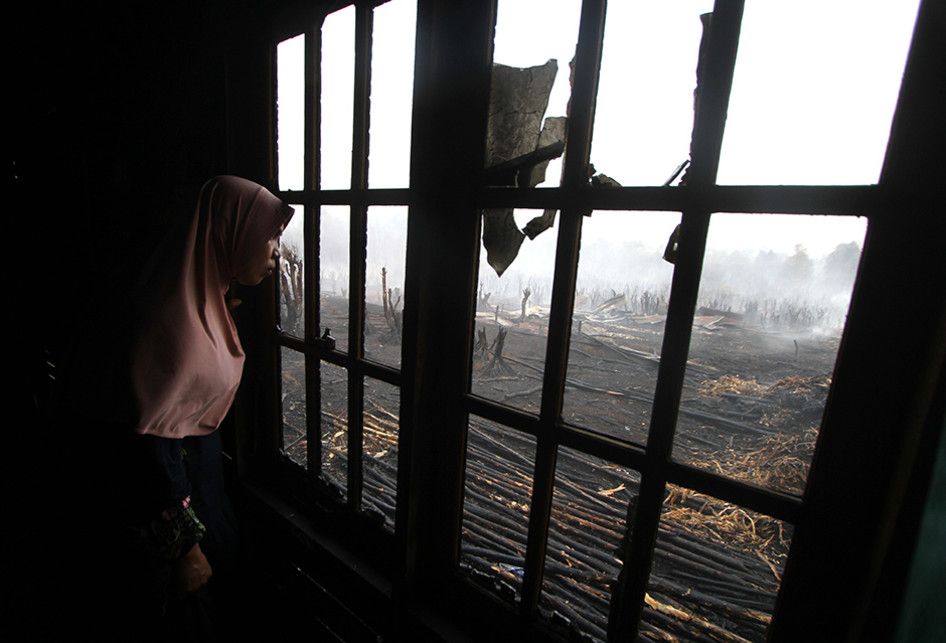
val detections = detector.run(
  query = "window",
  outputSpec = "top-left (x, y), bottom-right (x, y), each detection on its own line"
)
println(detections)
top-left (273, 0), bottom-right (415, 536)
top-left (254, 1), bottom-right (937, 641)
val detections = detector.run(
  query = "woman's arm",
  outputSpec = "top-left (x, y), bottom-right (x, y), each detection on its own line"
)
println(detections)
top-left (138, 435), bottom-right (212, 592)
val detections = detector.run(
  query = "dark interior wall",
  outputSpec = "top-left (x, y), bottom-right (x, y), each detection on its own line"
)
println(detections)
top-left (10, 5), bottom-right (268, 635)
top-left (895, 411), bottom-right (946, 643)
top-left (13, 4), bottom-right (234, 348)
top-left (13, 0), bottom-right (237, 600)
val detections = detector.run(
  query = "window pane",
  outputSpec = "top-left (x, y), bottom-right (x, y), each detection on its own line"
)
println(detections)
top-left (673, 213), bottom-right (867, 496)
top-left (563, 211), bottom-right (679, 445)
top-left (279, 205), bottom-right (305, 338)
top-left (365, 206), bottom-right (407, 368)
top-left (471, 209), bottom-right (557, 414)
top-left (485, 0), bottom-right (582, 187)
top-left (321, 206), bottom-right (349, 352)
top-left (281, 347), bottom-right (307, 468)
top-left (368, 0), bottom-right (416, 188)
top-left (321, 5), bottom-right (355, 189)
top-left (540, 448), bottom-right (640, 642)
top-left (277, 34), bottom-right (305, 191)
top-left (363, 377), bottom-right (399, 531)
top-left (717, 0), bottom-right (920, 185)
top-left (591, 2), bottom-right (713, 186)
top-left (640, 484), bottom-right (792, 642)
top-left (321, 361), bottom-right (348, 497)
top-left (460, 417), bottom-right (537, 602)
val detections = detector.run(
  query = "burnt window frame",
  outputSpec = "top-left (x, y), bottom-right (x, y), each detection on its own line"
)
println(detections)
top-left (265, 0), bottom-right (409, 561)
top-left (462, 1), bottom-right (805, 637)
top-left (244, 0), bottom-right (945, 640)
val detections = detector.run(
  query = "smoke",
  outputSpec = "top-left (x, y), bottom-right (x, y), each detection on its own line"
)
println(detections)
top-left (288, 206), bottom-right (865, 334)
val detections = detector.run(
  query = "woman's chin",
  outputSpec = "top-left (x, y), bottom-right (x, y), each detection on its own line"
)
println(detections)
top-left (235, 274), bottom-right (265, 287)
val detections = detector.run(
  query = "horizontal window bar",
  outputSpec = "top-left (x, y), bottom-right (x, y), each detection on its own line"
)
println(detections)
top-left (320, 348), bottom-right (349, 369)
top-left (361, 359), bottom-right (401, 387)
top-left (464, 398), bottom-right (803, 524)
top-left (475, 185), bottom-right (882, 216)
top-left (708, 185), bottom-right (882, 216)
top-left (279, 184), bottom-right (884, 215)
top-left (276, 332), bottom-right (306, 352)
top-left (275, 332), bottom-right (348, 367)
top-left (557, 423), bottom-right (649, 472)
top-left (466, 394), bottom-right (541, 437)
top-left (275, 332), bottom-right (400, 386)
top-left (664, 460), bottom-right (803, 524)
top-left (555, 423), bottom-right (800, 523)
top-left (277, 188), bottom-right (411, 206)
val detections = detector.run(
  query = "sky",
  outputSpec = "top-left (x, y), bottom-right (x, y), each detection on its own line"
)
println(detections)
top-left (275, 0), bottom-right (920, 305)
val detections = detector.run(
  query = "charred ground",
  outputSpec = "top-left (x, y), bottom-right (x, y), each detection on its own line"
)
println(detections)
top-left (281, 292), bottom-right (840, 641)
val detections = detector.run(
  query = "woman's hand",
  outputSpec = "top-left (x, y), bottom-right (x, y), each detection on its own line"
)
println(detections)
top-left (175, 542), bottom-right (212, 594)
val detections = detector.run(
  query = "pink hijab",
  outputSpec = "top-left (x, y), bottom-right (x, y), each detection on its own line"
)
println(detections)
top-left (130, 175), bottom-right (294, 437)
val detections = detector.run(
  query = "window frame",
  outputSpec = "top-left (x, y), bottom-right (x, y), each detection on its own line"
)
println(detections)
top-left (272, 0), bottom-right (407, 522)
top-left (241, 0), bottom-right (946, 640)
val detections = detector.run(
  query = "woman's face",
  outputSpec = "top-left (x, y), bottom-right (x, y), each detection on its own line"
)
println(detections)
top-left (234, 224), bottom-right (285, 286)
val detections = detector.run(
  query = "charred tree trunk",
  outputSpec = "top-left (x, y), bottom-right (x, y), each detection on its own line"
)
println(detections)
top-left (474, 327), bottom-right (489, 360)
top-left (486, 327), bottom-right (514, 375)
top-left (478, 282), bottom-right (492, 311)
top-left (280, 248), bottom-right (304, 335)
top-left (381, 267), bottom-right (402, 340)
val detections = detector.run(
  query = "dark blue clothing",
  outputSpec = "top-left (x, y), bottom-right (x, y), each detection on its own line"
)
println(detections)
top-left (42, 419), bottom-right (238, 642)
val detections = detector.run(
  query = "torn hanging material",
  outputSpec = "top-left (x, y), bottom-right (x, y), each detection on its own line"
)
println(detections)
top-left (482, 60), bottom-right (566, 276)
top-left (664, 12), bottom-right (714, 266)
top-left (482, 209), bottom-right (525, 276)
top-left (522, 116), bottom-right (567, 188)
top-left (485, 60), bottom-right (559, 167)
top-left (519, 116), bottom-right (568, 240)
top-left (522, 208), bottom-right (557, 241)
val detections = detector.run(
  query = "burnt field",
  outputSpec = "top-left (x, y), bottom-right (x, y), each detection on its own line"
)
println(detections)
top-left (281, 293), bottom-right (840, 642)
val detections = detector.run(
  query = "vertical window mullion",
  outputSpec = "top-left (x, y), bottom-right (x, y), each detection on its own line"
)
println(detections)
top-left (609, 2), bottom-right (745, 640)
top-left (268, 41), bottom-right (280, 189)
top-left (347, 2), bottom-right (373, 510)
top-left (307, 22), bottom-right (321, 193)
top-left (519, 0), bottom-right (607, 618)
top-left (305, 23), bottom-right (324, 476)
top-left (268, 40), bottom-right (285, 462)
top-left (351, 2), bottom-right (372, 190)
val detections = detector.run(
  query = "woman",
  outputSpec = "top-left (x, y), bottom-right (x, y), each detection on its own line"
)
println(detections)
top-left (52, 175), bottom-right (294, 640)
